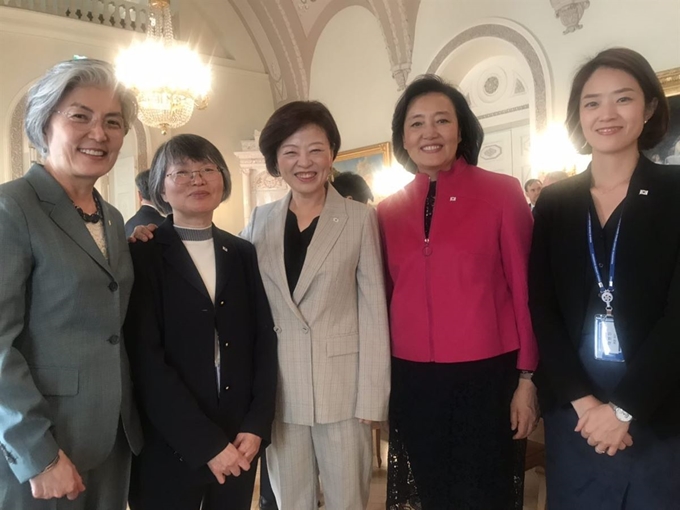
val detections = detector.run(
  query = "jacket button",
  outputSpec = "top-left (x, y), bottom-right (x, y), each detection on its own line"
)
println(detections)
top-left (273, 326), bottom-right (282, 333)
top-left (108, 335), bottom-right (120, 345)
top-left (302, 326), bottom-right (309, 333)
top-left (108, 281), bottom-right (118, 292)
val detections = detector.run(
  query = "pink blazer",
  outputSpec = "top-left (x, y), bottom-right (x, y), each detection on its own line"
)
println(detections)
top-left (377, 158), bottom-right (538, 370)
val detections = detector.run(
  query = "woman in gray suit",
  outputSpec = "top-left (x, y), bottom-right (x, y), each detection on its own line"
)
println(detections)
top-left (241, 101), bottom-right (391, 510)
top-left (0, 59), bottom-right (142, 509)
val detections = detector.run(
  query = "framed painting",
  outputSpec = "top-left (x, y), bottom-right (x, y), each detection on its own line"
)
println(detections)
top-left (334, 142), bottom-right (392, 202)
top-left (646, 67), bottom-right (680, 165)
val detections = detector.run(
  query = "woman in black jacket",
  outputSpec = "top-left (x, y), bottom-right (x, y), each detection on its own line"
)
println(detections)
top-left (529, 47), bottom-right (680, 510)
top-left (124, 134), bottom-right (277, 510)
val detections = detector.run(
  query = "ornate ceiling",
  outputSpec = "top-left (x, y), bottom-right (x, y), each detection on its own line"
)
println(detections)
top-left (227, 0), bottom-right (420, 105)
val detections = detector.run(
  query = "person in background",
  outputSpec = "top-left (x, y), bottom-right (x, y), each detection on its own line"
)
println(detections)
top-left (124, 169), bottom-right (164, 237)
top-left (524, 178), bottom-right (542, 212)
top-left (241, 100), bottom-right (390, 510)
top-left (124, 134), bottom-right (277, 510)
top-left (332, 172), bottom-right (375, 204)
top-left (0, 58), bottom-right (143, 509)
top-left (378, 74), bottom-right (538, 510)
top-left (530, 47), bottom-right (680, 509)
top-left (543, 170), bottom-right (569, 187)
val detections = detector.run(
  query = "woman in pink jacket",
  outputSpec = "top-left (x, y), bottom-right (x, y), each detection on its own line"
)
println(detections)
top-left (378, 75), bottom-right (539, 510)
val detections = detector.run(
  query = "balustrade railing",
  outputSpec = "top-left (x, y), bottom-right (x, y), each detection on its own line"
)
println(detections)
top-left (1, 0), bottom-right (148, 33)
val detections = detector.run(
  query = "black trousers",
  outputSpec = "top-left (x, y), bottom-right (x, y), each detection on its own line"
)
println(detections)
top-left (129, 436), bottom-right (257, 510)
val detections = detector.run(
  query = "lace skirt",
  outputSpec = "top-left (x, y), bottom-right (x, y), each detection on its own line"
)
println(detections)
top-left (387, 354), bottom-right (526, 510)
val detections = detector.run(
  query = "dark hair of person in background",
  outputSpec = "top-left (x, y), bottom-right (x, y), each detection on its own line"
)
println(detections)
top-left (391, 74), bottom-right (484, 173)
top-left (148, 133), bottom-right (232, 215)
top-left (332, 172), bottom-right (374, 204)
top-left (524, 178), bottom-right (541, 192)
top-left (259, 100), bottom-right (342, 177)
top-left (566, 47), bottom-right (669, 155)
top-left (134, 169), bottom-right (152, 201)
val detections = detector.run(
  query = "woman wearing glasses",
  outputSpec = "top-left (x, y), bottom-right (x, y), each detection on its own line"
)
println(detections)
top-left (0, 59), bottom-right (143, 509)
top-left (124, 134), bottom-right (277, 510)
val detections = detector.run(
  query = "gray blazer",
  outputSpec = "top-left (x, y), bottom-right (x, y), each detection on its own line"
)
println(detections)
top-left (241, 185), bottom-right (390, 426)
top-left (0, 165), bottom-right (142, 484)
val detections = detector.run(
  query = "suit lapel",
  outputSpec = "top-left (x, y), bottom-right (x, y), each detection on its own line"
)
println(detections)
top-left (564, 169), bottom-right (592, 324)
top-left (156, 218), bottom-right (211, 300)
top-left (213, 227), bottom-right (235, 299)
top-left (616, 157), bottom-right (657, 309)
top-left (264, 193), bottom-right (307, 323)
top-left (293, 185), bottom-right (348, 304)
top-left (25, 165), bottom-right (113, 278)
top-left (100, 192), bottom-right (121, 272)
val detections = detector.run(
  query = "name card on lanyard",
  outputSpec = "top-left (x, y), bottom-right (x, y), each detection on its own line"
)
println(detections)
top-left (588, 211), bottom-right (625, 362)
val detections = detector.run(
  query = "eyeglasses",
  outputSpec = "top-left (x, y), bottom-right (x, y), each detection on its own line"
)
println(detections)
top-left (166, 168), bottom-right (222, 185)
top-left (53, 108), bottom-right (125, 132)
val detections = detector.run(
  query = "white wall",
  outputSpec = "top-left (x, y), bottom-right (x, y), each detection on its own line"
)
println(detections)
top-left (307, 0), bottom-right (680, 152)
top-left (413, 0), bottom-right (680, 122)
top-left (0, 6), bottom-right (273, 233)
top-left (309, 5), bottom-right (400, 152)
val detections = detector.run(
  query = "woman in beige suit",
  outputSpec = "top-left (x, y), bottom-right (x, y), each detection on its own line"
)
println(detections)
top-left (241, 101), bottom-right (390, 510)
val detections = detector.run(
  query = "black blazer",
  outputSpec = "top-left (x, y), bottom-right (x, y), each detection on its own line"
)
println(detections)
top-left (124, 217), bottom-right (277, 470)
top-left (529, 156), bottom-right (680, 435)
top-left (124, 204), bottom-right (165, 237)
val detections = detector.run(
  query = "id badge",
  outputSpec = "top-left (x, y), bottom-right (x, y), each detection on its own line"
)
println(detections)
top-left (594, 314), bottom-right (625, 362)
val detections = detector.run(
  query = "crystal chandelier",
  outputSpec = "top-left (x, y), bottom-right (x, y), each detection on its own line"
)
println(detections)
top-left (115, 0), bottom-right (211, 134)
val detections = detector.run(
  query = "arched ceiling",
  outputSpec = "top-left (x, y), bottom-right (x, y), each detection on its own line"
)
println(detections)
top-left (226, 0), bottom-right (421, 105)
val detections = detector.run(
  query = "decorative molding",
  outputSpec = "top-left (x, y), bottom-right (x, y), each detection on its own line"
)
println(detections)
top-left (132, 119), bottom-right (148, 172)
top-left (260, 0), bottom-right (302, 99)
top-left (235, 133), bottom-right (288, 224)
top-left (274, 0), bottom-right (309, 97)
top-left (549, 0), bottom-right (590, 35)
top-left (477, 104), bottom-right (530, 121)
top-left (10, 96), bottom-right (27, 180)
top-left (427, 21), bottom-right (551, 132)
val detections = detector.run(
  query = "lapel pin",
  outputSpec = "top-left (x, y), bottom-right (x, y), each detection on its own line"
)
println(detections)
top-left (108, 220), bottom-right (112, 226)
top-left (450, 197), bottom-right (457, 201)
top-left (222, 246), bottom-right (228, 252)
top-left (639, 189), bottom-right (649, 195)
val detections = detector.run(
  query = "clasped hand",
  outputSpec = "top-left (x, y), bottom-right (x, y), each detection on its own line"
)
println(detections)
top-left (207, 433), bottom-right (261, 484)
top-left (573, 396), bottom-right (633, 456)
top-left (29, 450), bottom-right (85, 500)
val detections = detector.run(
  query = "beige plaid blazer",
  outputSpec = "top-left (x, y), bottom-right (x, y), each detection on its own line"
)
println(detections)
top-left (241, 185), bottom-right (390, 426)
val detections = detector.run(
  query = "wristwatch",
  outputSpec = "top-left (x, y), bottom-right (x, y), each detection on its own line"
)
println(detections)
top-left (609, 402), bottom-right (633, 423)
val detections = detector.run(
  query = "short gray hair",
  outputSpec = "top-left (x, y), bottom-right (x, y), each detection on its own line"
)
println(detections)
top-left (25, 59), bottom-right (138, 157)
top-left (148, 134), bottom-right (232, 215)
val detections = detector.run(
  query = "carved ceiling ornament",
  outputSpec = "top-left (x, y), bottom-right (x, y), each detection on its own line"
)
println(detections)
top-left (550, 0), bottom-right (590, 35)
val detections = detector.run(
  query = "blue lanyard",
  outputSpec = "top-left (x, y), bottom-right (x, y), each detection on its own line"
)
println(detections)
top-left (587, 211), bottom-right (622, 314)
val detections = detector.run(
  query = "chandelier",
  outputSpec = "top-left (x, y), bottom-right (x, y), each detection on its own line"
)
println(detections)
top-left (115, 0), bottom-right (211, 134)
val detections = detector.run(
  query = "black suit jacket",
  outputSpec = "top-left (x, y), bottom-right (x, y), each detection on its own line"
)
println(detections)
top-left (124, 204), bottom-right (164, 237)
top-left (529, 156), bottom-right (680, 435)
top-left (124, 217), bottom-right (277, 470)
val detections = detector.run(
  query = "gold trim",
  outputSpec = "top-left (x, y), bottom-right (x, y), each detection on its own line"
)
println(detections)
top-left (335, 142), bottom-right (392, 168)
top-left (658, 67), bottom-right (680, 97)
top-left (150, 0), bottom-right (170, 8)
